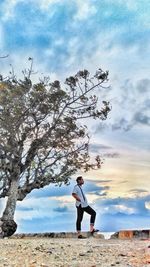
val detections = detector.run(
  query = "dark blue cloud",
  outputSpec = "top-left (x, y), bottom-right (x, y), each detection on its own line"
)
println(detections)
top-left (96, 195), bottom-right (150, 216)
top-left (15, 194), bottom-right (150, 233)
top-left (112, 118), bottom-right (133, 131)
top-left (133, 112), bottom-right (150, 126)
top-left (53, 206), bottom-right (68, 213)
top-left (94, 191), bottom-right (107, 197)
top-left (17, 213), bottom-right (76, 233)
top-left (83, 181), bottom-right (110, 194)
top-left (16, 210), bottom-right (150, 233)
top-left (102, 153), bottom-right (120, 158)
top-left (25, 179), bottom-right (110, 199)
top-left (136, 79), bottom-right (150, 93)
top-left (90, 143), bottom-right (112, 153)
top-left (17, 206), bottom-right (33, 211)
top-left (25, 183), bottom-right (73, 199)
top-left (110, 77), bottom-right (150, 132)
top-left (15, 187), bottom-right (150, 233)
top-left (87, 179), bottom-right (112, 184)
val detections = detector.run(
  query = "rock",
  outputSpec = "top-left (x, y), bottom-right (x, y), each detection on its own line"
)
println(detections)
top-left (119, 231), bottom-right (133, 239)
top-left (94, 233), bottom-right (105, 239)
top-left (31, 260), bottom-right (37, 264)
top-left (1, 219), bottom-right (17, 237)
top-left (111, 232), bottom-right (119, 239)
top-left (35, 245), bottom-right (45, 252)
top-left (118, 253), bottom-right (127, 257)
top-left (31, 252), bottom-right (37, 256)
top-left (111, 229), bottom-right (150, 239)
top-left (79, 253), bottom-right (86, 256)
top-left (12, 231), bottom-right (105, 239)
top-left (47, 249), bottom-right (53, 254)
top-left (87, 249), bottom-right (93, 253)
top-left (134, 229), bottom-right (150, 239)
top-left (55, 255), bottom-right (60, 259)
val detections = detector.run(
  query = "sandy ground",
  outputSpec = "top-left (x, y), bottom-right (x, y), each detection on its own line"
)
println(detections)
top-left (0, 237), bottom-right (150, 267)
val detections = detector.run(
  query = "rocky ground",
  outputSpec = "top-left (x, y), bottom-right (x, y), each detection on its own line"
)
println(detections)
top-left (0, 237), bottom-right (150, 267)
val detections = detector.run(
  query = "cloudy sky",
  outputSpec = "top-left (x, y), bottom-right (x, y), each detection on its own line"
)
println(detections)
top-left (0, 0), bottom-right (150, 233)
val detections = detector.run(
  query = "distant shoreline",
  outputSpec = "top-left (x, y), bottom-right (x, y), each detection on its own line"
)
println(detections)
top-left (12, 229), bottom-right (150, 240)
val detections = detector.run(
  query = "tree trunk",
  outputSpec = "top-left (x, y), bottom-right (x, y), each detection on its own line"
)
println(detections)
top-left (0, 178), bottom-right (18, 237)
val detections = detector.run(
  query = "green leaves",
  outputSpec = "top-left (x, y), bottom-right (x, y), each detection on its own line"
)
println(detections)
top-left (0, 65), bottom-right (111, 200)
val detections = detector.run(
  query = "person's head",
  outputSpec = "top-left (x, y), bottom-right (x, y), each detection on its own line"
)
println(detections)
top-left (76, 176), bottom-right (84, 185)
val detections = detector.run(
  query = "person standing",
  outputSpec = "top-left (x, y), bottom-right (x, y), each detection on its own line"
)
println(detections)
top-left (72, 176), bottom-right (99, 239)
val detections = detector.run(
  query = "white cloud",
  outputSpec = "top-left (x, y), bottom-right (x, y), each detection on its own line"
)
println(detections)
top-left (0, 0), bottom-right (59, 22)
top-left (15, 196), bottom-right (62, 221)
top-left (0, 25), bottom-right (4, 50)
top-left (0, 50), bottom-right (60, 85)
top-left (86, 193), bottom-right (100, 203)
top-left (102, 204), bottom-right (135, 215)
top-left (1, 0), bottom-right (23, 22)
top-left (37, 0), bottom-right (61, 10)
top-left (145, 201), bottom-right (150, 210)
top-left (0, 198), bottom-right (7, 217)
top-left (51, 195), bottom-right (74, 204)
top-left (51, 193), bottom-right (100, 205)
top-left (74, 0), bottom-right (97, 21)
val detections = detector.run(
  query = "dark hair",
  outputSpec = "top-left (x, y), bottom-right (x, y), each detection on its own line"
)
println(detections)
top-left (76, 176), bottom-right (82, 183)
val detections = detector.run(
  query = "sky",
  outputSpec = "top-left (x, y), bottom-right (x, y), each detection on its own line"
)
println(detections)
top-left (0, 0), bottom-right (150, 233)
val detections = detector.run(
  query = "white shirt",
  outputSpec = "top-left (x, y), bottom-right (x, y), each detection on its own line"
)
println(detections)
top-left (72, 184), bottom-right (88, 208)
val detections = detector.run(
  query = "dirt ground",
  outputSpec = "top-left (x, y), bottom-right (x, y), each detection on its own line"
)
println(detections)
top-left (0, 237), bottom-right (150, 267)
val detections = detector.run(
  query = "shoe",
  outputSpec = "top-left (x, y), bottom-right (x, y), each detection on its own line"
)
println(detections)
top-left (91, 229), bottom-right (99, 234)
top-left (78, 235), bottom-right (87, 239)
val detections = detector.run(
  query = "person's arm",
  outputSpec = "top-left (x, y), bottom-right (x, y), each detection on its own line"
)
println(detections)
top-left (72, 193), bottom-right (81, 202)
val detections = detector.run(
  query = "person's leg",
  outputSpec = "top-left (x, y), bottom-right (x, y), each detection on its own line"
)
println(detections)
top-left (83, 206), bottom-right (96, 232)
top-left (76, 205), bottom-right (84, 236)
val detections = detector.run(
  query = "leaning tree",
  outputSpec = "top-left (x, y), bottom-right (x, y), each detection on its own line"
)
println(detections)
top-left (0, 59), bottom-right (111, 237)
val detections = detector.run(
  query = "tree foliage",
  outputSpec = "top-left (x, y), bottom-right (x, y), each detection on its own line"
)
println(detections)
top-left (0, 60), bottom-right (111, 202)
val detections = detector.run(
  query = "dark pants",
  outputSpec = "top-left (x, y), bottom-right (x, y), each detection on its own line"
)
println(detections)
top-left (76, 204), bottom-right (96, 231)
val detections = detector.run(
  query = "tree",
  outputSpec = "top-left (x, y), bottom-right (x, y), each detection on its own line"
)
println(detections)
top-left (0, 59), bottom-right (111, 237)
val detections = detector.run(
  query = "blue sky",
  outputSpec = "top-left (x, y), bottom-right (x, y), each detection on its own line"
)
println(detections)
top-left (0, 0), bottom-right (150, 233)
